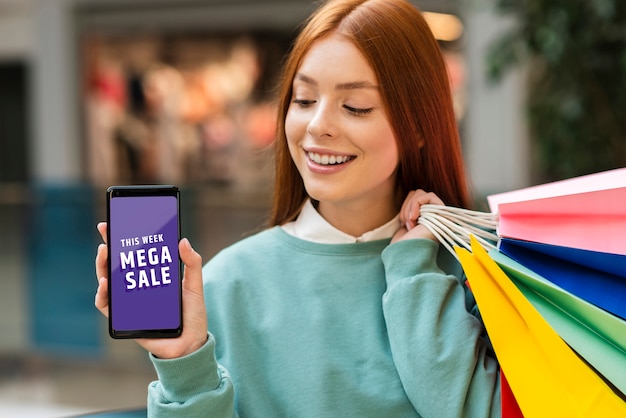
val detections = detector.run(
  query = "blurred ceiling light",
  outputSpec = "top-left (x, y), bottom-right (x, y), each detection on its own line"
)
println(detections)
top-left (423, 11), bottom-right (464, 42)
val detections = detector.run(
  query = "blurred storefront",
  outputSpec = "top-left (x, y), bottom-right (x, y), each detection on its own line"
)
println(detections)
top-left (1, 0), bottom-right (315, 361)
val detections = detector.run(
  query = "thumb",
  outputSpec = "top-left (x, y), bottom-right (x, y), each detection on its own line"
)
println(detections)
top-left (179, 238), bottom-right (204, 293)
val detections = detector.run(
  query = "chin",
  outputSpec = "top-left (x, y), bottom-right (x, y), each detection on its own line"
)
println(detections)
top-left (304, 188), bottom-right (338, 205)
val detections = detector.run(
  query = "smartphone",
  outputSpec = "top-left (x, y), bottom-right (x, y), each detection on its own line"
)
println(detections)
top-left (106, 185), bottom-right (183, 339)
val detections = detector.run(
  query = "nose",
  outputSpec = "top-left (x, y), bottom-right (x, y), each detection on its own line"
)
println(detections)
top-left (307, 101), bottom-right (336, 139)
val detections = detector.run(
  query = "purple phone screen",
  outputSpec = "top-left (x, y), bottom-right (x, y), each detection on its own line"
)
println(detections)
top-left (109, 195), bottom-right (181, 332)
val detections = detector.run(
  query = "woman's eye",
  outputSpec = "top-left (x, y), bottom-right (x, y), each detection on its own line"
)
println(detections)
top-left (293, 99), bottom-right (315, 107)
top-left (344, 105), bottom-right (374, 116)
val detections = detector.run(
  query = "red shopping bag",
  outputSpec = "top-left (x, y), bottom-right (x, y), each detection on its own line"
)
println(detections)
top-left (501, 370), bottom-right (524, 418)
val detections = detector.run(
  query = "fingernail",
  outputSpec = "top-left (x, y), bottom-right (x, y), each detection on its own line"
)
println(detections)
top-left (405, 221), bottom-right (412, 231)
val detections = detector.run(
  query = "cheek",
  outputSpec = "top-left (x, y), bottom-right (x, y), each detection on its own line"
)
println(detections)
top-left (381, 147), bottom-right (400, 180)
top-left (284, 110), bottom-right (303, 161)
top-left (371, 128), bottom-right (399, 171)
top-left (387, 135), bottom-right (400, 165)
top-left (285, 107), bottom-right (304, 143)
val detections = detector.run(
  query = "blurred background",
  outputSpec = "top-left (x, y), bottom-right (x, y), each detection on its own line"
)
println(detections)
top-left (0, 0), bottom-right (624, 416)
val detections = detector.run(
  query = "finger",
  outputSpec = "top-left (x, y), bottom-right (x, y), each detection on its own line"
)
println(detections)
top-left (401, 190), bottom-right (444, 230)
top-left (179, 238), bottom-right (204, 294)
top-left (95, 243), bottom-right (108, 283)
top-left (412, 192), bottom-right (445, 228)
top-left (94, 276), bottom-right (109, 317)
top-left (398, 190), bottom-right (416, 228)
top-left (97, 222), bottom-right (108, 244)
top-left (176, 238), bottom-right (209, 355)
top-left (401, 190), bottom-right (425, 230)
top-left (410, 192), bottom-right (442, 220)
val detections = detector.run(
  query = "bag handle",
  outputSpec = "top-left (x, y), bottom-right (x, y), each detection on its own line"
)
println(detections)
top-left (417, 204), bottom-right (499, 261)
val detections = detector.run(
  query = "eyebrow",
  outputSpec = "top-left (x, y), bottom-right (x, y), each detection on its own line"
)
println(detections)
top-left (295, 73), bottom-right (379, 90)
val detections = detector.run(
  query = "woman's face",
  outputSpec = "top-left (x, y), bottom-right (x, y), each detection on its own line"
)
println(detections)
top-left (285, 33), bottom-right (399, 216)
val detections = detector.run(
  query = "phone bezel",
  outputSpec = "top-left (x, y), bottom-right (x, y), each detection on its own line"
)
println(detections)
top-left (106, 185), bottom-right (183, 339)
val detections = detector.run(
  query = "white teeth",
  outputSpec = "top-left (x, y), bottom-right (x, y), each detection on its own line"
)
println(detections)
top-left (308, 152), bottom-right (351, 165)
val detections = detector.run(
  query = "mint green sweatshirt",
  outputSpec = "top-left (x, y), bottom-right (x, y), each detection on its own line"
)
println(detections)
top-left (148, 227), bottom-right (500, 417)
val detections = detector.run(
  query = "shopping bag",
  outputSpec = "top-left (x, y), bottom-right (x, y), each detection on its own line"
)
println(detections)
top-left (501, 370), bottom-right (524, 418)
top-left (487, 167), bottom-right (626, 255)
top-left (455, 237), bottom-right (626, 417)
top-left (489, 248), bottom-right (626, 395)
top-left (417, 168), bottom-right (626, 260)
top-left (498, 238), bottom-right (626, 320)
top-left (499, 237), bottom-right (626, 278)
top-left (417, 168), bottom-right (626, 318)
top-left (487, 167), bottom-right (626, 208)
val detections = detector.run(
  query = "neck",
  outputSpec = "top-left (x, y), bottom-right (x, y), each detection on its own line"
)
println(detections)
top-left (317, 199), bottom-right (398, 238)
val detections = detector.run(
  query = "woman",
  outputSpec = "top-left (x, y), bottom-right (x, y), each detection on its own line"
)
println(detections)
top-left (95, 0), bottom-right (500, 416)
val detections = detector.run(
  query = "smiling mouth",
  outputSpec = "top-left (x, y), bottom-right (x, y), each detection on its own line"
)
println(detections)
top-left (307, 151), bottom-right (355, 166)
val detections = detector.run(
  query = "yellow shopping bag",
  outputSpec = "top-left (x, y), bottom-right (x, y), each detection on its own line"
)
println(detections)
top-left (455, 237), bottom-right (626, 417)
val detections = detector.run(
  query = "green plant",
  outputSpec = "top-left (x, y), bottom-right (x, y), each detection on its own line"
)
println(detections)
top-left (487, 0), bottom-right (626, 182)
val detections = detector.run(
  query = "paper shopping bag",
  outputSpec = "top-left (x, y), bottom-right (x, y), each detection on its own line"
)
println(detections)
top-left (501, 370), bottom-right (524, 418)
top-left (488, 168), bottom-right (626, 209)
top-left (489, 248), bottom-right (626, 395)
top-left (456, 237), bottom-right (626, 417)
top-left (498, 238), bottom-right (626, 320)
top-left (487, 168), bottom-right (626, 255)
top-left (499, 237), bottom-right (626, 278)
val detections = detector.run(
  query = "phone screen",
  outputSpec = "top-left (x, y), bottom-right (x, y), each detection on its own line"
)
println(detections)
top-left (106, 186), bottom-right (183, 339)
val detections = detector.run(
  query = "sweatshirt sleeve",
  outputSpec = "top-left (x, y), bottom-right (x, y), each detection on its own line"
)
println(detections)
top-left (381, 238), bottom-right (500, 418)
top-left (147, 333), bottom-right (238, 418)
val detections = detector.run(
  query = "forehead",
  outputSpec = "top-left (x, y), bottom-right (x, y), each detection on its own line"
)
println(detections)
top-left (296, 33), bottom-right (378, 85)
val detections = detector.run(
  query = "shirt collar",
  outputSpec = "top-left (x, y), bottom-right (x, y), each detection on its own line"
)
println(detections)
top-left (281, 199), bottom-right (401, 244)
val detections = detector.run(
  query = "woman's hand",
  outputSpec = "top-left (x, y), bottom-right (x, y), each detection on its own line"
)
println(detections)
top-left (94, 222), bottom-right (209, 359)
top-left (391, 189), bottom-right (444, 244)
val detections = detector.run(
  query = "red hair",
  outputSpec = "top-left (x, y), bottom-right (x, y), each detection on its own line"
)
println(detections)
top-left (269, 0), bottom-right (470, 226)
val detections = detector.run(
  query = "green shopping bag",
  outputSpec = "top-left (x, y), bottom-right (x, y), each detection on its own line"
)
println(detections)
top-left (456, 237), bottom-right (626, 417)
top-left (489, 249), bottom-right (626, 396)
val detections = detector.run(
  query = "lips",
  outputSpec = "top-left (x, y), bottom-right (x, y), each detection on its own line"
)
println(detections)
top-left (307, 151), bottom-right (355, 166)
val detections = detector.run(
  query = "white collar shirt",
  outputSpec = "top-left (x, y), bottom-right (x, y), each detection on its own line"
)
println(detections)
top-left (281, 199), bottom-right (400, 244)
